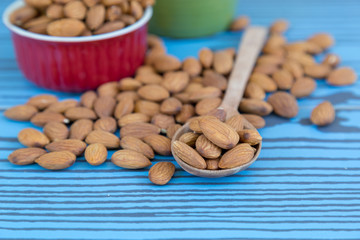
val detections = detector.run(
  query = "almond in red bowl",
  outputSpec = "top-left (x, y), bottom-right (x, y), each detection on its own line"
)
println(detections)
top-left (3, 0), bottom-right (153, 92)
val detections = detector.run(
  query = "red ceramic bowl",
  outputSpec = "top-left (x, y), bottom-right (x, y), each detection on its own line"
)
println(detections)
top-left (3, 1), bottom-right (152, 92)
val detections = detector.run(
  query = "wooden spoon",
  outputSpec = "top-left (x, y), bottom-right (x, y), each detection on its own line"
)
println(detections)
top-left (171, 26), bottom-right (268, 178)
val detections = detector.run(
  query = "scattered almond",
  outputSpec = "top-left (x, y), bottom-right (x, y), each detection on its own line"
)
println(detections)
top-left (290, 77), bottom-right (316, 98)
top-left (4, 105), bottom-right (38, 121)
top-left (8, 148), bottom-right (47, 165)
top-left (267, 91), bottom-right (299, 118)
top-left (143, 135), bottom-right (172, 156)
top-left (195, 135), bottom-right (222, 159)
top-left (27, 94), bottom-right (58, 110)
top-left (18, 128), bottom-right (50, 148)
top-left (65, 107), bottom-right (97, 121)
top-left (239, 129), bottom-right (262, 145)
top-left (120, 136), bottom-right (154, 159)
top-left (35, 151), bottom-right (76, 170)
top-left (69, 119), bottom-right (93, 140)
top-left (242, 114), bottom-right (266, 129)
top-left (179, 132), bottom-right (200, 147)
top-left (94, 96), bottom-right (116, 118)
top-left (45, 139), bottom-right (86, 156)
top-left (120, 123), bottom-right (160, 139)
top-left (94, 117), bottom-right (117, 133)
top-left (172, 141), bottom-right (207, 169)
top-left (118, 113), bottom-right (150, 127)
top-left (43, 122), bottom-right (69, 142)
top-left (218, 143), bottom-right (255, 169)
top-left (85, 143), bottom-right (108, 166)
top-left (230, 16), bottom-right (249, 31)
top-left (111, 150), bottom-right (151, 169)
top-left (148, 162), bottom-right (175, 185)
top-left (327, 67), bottom-right (357, 86)
top-left (310, 101), bottom-right (335, 126)
top-left (239, 99), bottom-right (273, 116)
top-left (85, 130), bottom-right (120, 149)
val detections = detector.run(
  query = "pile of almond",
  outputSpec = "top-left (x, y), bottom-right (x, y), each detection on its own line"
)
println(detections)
top-left (230, 17), bottom-right (357, 126)
top-left (10, 0), bottom-right (154, 37)
top-left (174, 115), bottom-right (261, 170)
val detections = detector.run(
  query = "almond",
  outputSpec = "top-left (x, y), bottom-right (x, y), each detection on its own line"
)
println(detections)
top-left (138, 84), bottom-right (170, 102)
top-left (64, 0), bottom-right (86, 20)
top-left (27, 94), bottom-right (58, 110)
top-left (239, 129), bottom-right (262, 145)
top-left (206, 158), bottom-right (219, 170)
top-left (106, 5), bottom-right (122, 21)
top-left (86, 4), bottom-right (105, 30)
top-left (120, 136), bottom-right (154, 159)
top-left (31, 112), bottom-right (68, 127)
top-left (162, 71), bottom-right (190, 93)
top-left (151, 114), bottom-right (175, 129)
top-left (69, 119), bottom-right (93, 140)
top-left (282, 60), bottom-right (304, 79)
top-left (47, 18), bottom-right (85, 37)
top-left (188, 87), bottom-right (222, 102)
top-left (148, 162), bottom-right (175, 185)
top-left (35, 151), bottom-right (76, 170)
top-left (94, 117), bottom-right (117, 133)
top-left (188, 116), bottom-right (217, 133)
top-left (175, 104), bottom-right (195, 123)
top-left (46, 4), bottom-right (64, 19)
top-left (304, 64), bottom-right (331, 79)
top-left (65, 107), bottom-right (97, 121)
top-left (230, 16), bottom-right (249, 31)
top-left (120, 123), bottom-right (160, 139)
top-left (244, 82), bottom-right (266, 100)
top-left (116, 91), bottom-right (139, 102)
top-left (118, 78), bottom-right (142, 91)
top-left (179, 132), bottom-right (200, 147)
top-left (86, 130), bottom-right (120, 149)
top-left (8, 148), bottom-right (47, 165)
top-left (102, 0), bottom-right (124, 6)
top-left (202, 70), bottom-right (228, 91)
top-left (242, 114), bottom-right (266, 129)
top-left (84, 143), bottom-right (107, 166)
top-left (199, 116), bottom-right (239, 149)
top-left (43, 122), bottom-right (69, 142)
top-left (322, 54), bottom-right (340, 67)
top-left (160, 97), bottom-right (182, 115)
top-left (182, 57), bottom-right (202, 77)
top-left (239, 99), bottom-right (273, 116)
top-left (25, 0), bottom-right (51, 8)
top-left (172, 141), bottom-right (206, 169)
top-left (219, 143), bottom-right (255, 169)
top-left (257, 54), bottom-right (284, 65)
top-left (97, 82), bottom-right (118, 97)
top-left (94, 96), bottom-right (116, 118)
top-left (94, 21), bottom-right (125, 35)
top-left (111, 150), bottom-right (151, 169)
top-left (118, 113), bottom-right (150, 127)
top-left (23, 16), bottom-right (51, 29)
top-left (225, 115), bottom-right (245, 132)
top-left (199, 47), bottom-right (213, 68)
top-left (143, 135), bottom-right (172, 156)
top-left (272, 69), bottom-right (293, 90)
top-left (327, 67), bottom-right (357, 86)
top-left (4, 105), bottom-right (38, 121)
top-left (290, 77), bottom-right (316, 98)
top-left (45, 99), bottom-right (79, 113)
top-left (184, 83), bottom-right (203, 94)
top-left (207, 107), bottom-right (227, 121)
top-left (166, 124), bottom-right (182, 139)
top-left (287, 52), bottom-right (315, 67)
top-left (253, 63), bottom-right (279, 75)
top-left (308, 33), bottom-right (334, 49)
top-left (134, 100), bottom-right (160, 117)
top-left (195, 97), bottom-right (222, 116)
top-left (153, 55), bottom-right (181, 73)
top-left (270, 19), bottom-right (289, 33)
top-left (83, 0), bottom-right (100, 7)
top-left (264, 34), bottom-right (286, 50)
top-left (267, 91), bottom-right (299, 118)
top-left (130, 0), bottom-right (143, 20)
top-left (135, 73), bottom-right (163, 85)
top-left (114, 98), bottom-right (134, 119)
top-left (310, 101), bottom-right (335, 126)
top-left (174, 92), bottom-right (191, 104)
top-left (80, 91), bottom-right (97, 109)
top-left (195, 135), bottom-right (221, 159)
top-left (10, 6), bottom-right (37, 26)
top-left (147, 34), bottom-right (163, 48)
top-left (213, 50), bottom-right (233, 75)
top-left (249, 73), bottom-right (277, 92)
top-left (46, 139), bottom-right (86, 156)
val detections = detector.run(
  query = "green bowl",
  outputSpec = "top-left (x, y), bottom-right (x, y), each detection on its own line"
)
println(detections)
top-left (149, 0), bottom-right (238, 38)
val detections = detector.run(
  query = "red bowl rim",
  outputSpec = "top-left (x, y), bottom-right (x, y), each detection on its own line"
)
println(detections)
top-left (2, 0), bottom-right (153, 43)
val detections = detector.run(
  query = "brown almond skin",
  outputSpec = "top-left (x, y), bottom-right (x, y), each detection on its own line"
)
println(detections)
top-left (188, 87), bottom-right (222, 102)
top-left (182, 57), bottom-right (202, 77)
top-left (35, 151), bottom-right (76, 170)
top-left (114, 98), bottom-right (134, 119)
top-left (47, 18), bottom-right (86, 37)
top-left (310, 101), bottom-right (335, 126)
top-left (64, 0), bottom-right (86, 20)
top-left (65, 107), bottom-right (97, 121)
top-left (143, 135), bottom-right (172, 156)
top-left (111, 150), bottom-right (151, 169)
top-left (242, 114), bottom-right (266, 129)
top-left (249, 73), bottom-right (277, 92)
top-left (244, 82), bottom-right (266, 100)
top-left (267, 91), bottom-right (299, 118)
top-left (322, 54), bottom-right (341, 67)
top-left (199, 47), bottom-right (213, 68)
top-left (219, 143), bottom-right (255, 169)
top-left (308, 33), bottom-right (334, 49)
top-left (153, 55), bottom-right (181, 73)
top-left (45, 99), bottom-right (79, 113)
top-left (272, 69), bottom-right (293, 90)
top-left (4, 105), bottom-right (38, 121)
top-left (118, 78), bottom-right (142, 91)
top-left (97, 82), bottom-right (118, 97)
top-left (304, 64), bottom-right (331, 79)
top-left (213, 50), bottom-right (233, 75)
top-left (134, 100), bottom-right (160, 117)
top-left (120, 123), bottom-right (160, 139)
top-left (69, 119), bottom-right (93, 140)
top-left (253, 64), bottom-right (278, 75)
top-left (151, 114), bottom-right (175, 130)
top-left (166, 124), bottom-right (182, 139)
top-left (162, 71), bottom-right (190, 94)
top-left (225, 115), bottom-right (245, 132)
top-left (86, 4), bottom-right (106, 30)
top-left (85, 130), bottom-right (120, 149)
top-left (149, 162), bottom-right (176, 185)
top-left (257, 55), bottom-right (284, 66)
top-left (327, 67), bottom-right (357, 86)
top-left (84, 143), bottom-right (108, 166)
top-left (94, 117), bottom-right (117, 133)
top-left (83, 0), bottom-right (100, 7)
top-left (8, 148), bottom-right (47, 165)
top-left (239, 129), bottom-right (262, 145)
top-left (287, 52), bottom-right (315, 67)
top-left (138, 84), bottom-right (170, 102)
top-left (46, 4), bottom-right (64, 19)
top-left (196, 135), bottom-right (222, 159)
top-left (46, 139), bottom-right (86, 156)
top-left (239, 99), bottom-right (273, 116)
top-left (199, 116), bottom-right (239, 149)
top-left (120, 136), bottom-right (154, 159)
top-left (94, 21), bottom-right (125, 35)
top-left (10, 6), bottom-right (38, 26)
top-left (136, 73), bottom-right (163, 85)
top-left (43, 122), bottom-right (69, 142)
top-left (270, 19), bottom-right (289, 34)
top-left (118, 113), bottom-right (150, 127)
top-left (175, 104), bottom-right (195, 124)
top-left (206, 158), bottom-right (220, 170)
top-left (27, 94), bottom-right (58, 110)
top-left (179, 132), bottom-right (200, 147)
top-left (290, 77), bottom-right (317, 98)
top-left (18, 128), bottom-right (50, 148)
top-left (80, 91), bottom-right (97, 109)
top-left (116, 91), bottom-right (139, 102)
top-left (283, 60), bottom-right (304, 79)
top-left (93, 96), bottom-right (116, 118)
top-left (202, 70), bottom-right (227, 91)
top-left (188, 116), bottom-right (217, 133)
top-left (160, 97), bottom-right (182, 115)
top-left (31, 112), bottom-right (68, 127)
top-left (230, 16), bottom-right (249, 31)
top-left (195, 98), bottom-right (222, 116)
top-left (172, 141), bottom-right (207, 169)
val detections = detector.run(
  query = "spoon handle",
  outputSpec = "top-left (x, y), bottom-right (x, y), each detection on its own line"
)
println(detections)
top-left (220, 26), bottom-right (268, 115)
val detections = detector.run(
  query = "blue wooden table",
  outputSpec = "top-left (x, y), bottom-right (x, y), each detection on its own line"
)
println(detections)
top-left (1, 0), bottom-right (360, 239)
